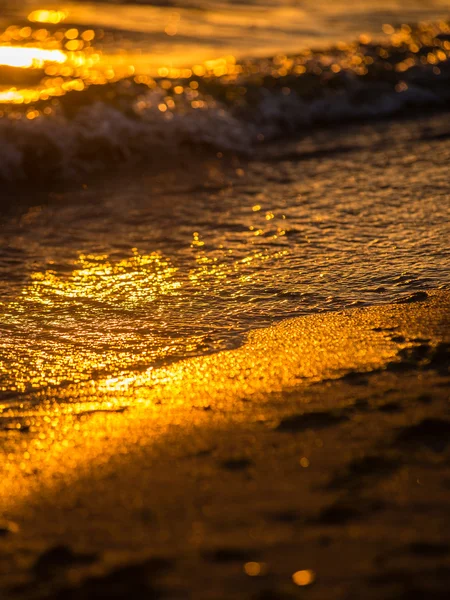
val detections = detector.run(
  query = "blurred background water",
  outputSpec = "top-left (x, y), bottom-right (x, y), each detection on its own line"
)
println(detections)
top-left (2, 1), bottom-right (450, 76)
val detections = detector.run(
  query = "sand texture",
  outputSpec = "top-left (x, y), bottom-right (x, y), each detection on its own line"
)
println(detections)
top-left (1, 290), bottom-right (449, 599)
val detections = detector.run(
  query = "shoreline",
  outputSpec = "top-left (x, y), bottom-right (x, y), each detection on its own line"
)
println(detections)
top-left (1, 290), bottom-right (449, 599)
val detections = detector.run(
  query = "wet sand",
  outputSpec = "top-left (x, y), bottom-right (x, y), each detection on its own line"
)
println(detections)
top-left (1, 290), bottom-right (449, 599)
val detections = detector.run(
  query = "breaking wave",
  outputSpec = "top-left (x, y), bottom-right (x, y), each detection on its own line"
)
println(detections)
top-left (1, 22), bottom-right (450, 182)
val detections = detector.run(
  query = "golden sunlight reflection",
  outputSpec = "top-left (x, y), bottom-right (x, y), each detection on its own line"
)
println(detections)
top-left (0, 46), bottom-right (66, 69)
top-left (0, 15), bottom-right (449, 108)
top-left (292, 570), bottom-right (316, 587)
top-left (1, 242), bottom-right (288, 397)
top-left (94, 304), bottom-right (400, 401)
top-left (1, 250), bottom-right (183, 394)
top-left (0, 21), bottom-right (101, 104)
top-left (28, 10), bottom-right (69, 25)
top-left (2, 291), bottom-right (445, 513)
top-left (27, 249), bottom-right (181, 306)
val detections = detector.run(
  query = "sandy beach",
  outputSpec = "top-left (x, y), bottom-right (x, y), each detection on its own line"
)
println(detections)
top-left (1, 290), bottom-right (449, 599)
top-left (1, 2), bottom-right (450, 598)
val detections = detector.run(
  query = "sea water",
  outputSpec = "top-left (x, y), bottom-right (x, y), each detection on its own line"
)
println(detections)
top-left (0, 0), bottom-right (449, 398)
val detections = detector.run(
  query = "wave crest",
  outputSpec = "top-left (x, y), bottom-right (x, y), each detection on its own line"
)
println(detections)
top-left (1, 22), bottom-right (450, 181)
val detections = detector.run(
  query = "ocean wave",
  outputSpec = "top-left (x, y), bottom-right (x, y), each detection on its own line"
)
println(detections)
top-left (1, 22), bottom-right (450, 182)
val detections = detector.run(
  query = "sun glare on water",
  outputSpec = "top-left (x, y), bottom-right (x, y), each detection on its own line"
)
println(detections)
top-left (0, 46), bottom-right (67, 69)
top-left (0, 7), bottom-right (449, 114)
top-left (0, 16), bottom-right (101, 105)
top-left (28, 10), bottom-right (68, 25)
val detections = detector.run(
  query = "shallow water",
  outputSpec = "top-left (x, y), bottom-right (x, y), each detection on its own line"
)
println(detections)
top-left (1, 113), bottom-right (449, 397)
top-left (0, 2), bottom-right (450, 399)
